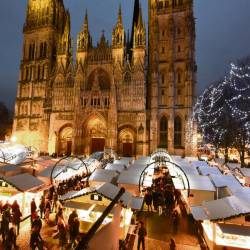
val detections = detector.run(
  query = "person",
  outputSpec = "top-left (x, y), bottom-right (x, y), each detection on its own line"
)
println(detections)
top-left (169, 238), bottom-right (176, 250)
top-left (32, 214), bottom-right (42, 233)
top-left (45, 199), bottom-right (51, 214)
top-left (1, 207), bottom-right (11, 243)
top-left (30, 226), bottom-right (43, 250)
top-left (144, 189), bottom-right (153, 212)
top-left (152, 189), bottom-right (159, 212)
top-left (68, 210), bottom-right (78, 229)
top-left (2, 201), bottom-right (11, 211)
top-left (4, 227), bottom-right (17, 250)
top-left (39, 196), bottom-right (45, 219)
top-left (158, 192), bottom-right (164, 216)
top-left (55, 207), bottom-right (64, 225)
top-left (137, 221), bottom-right (147, 250)
top-left (69, 217), bottom-right (79, 247)
top-left (31, 198), bottom-right (37, 214)
top-left (12, 204), bottom-right (22, 235)
top-left (172, 210), bottom-right (179, 234)
top-left (57, 217), bottom-right (67, 250)
top-left (44, 207), bottom-right (50, 224)
top-left (30, 198), bottom-right (37, 226)
top-left (52, 192), bottom-right (58, 212)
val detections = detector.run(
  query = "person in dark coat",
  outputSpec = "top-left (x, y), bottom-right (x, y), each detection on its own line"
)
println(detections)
top-left (57, 217), bottom-right (67, 250)
top-left (4, 227), bottom-right (17, 250)
top-left (31, 198), bottom-right (37, 214)
top-left (39, 196), bottom-right (45, 219)
top-left (169, 238), bottom-right (176, 250)
top-left (1, 207), bottom-right (11, 243)
top-left (137, 221), bottom-right (147, 250)
top-left (144, 189), bottom-right (153, 212)
top-left (69, 217), bottom-right (79, 247)
top-left (32, 215), bottom-right (42, 233)
top-left (172, 210), bottom-right (179, 234)
top-left (152, 190), bottom-right (159, 212)
top-left (30, 226), bottom-right (43, 250)
top-left (12, 205), bottom-right (22, 235)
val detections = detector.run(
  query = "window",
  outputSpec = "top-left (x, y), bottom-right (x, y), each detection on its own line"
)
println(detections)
top-left (161, 74), bottom-right (165, 85)
top-left (177, 72), bottom-right (182, 83)
top-left (174, 116), bottom-right (182, 148)
top-left (177, 45), bottom-right (181, 53)
top-left (162, 47), bottom-right (165, 54)
top-left (160, 116), bottom-right (168, 148)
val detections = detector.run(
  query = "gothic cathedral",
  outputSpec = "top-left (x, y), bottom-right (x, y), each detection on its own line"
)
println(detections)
top-left (13, 0), bottom-right (197, 157)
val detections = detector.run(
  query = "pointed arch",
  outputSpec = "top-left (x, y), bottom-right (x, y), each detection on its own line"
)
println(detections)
top-left (159, 116), bottom-right (168, 148)
top-left (174, 116), bottom-right (182, 148)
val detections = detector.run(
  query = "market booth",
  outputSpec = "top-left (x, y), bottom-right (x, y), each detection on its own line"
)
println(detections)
top-left (0, 173), bottom-right (46, 217)
top-left (191, 187), bottom-right (250, 250)
top-left (60, 183), bottom-right (143, 240)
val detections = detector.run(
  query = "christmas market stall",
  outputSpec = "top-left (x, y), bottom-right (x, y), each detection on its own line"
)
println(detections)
top-left (0, 173), bottom-right (46, 217)
top-left (60, 183), bottom-right (143, 240)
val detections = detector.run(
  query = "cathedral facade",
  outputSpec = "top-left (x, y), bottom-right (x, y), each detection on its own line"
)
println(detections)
top-left (13, 0), bottom-right (197, 157)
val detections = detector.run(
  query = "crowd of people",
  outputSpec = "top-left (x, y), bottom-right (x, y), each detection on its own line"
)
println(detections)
top-left (0, 200), bottom-right (21, 249)
top-left (29, 187), bottom-right (81, 250)
top-left (54, 172), bottom-right (88, 196)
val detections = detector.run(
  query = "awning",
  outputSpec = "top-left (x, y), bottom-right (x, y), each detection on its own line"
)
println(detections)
top-left (63, 201), bottom-right (93, 211)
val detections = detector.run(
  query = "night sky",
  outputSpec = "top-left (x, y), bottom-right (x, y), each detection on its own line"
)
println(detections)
top-left (1, 0), bottom-right (250, 111)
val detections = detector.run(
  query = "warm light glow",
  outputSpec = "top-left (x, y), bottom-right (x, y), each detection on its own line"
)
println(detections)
top-left (10, 135), bottom-right (17, 143)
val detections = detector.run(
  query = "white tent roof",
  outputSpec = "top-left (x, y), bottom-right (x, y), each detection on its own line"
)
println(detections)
top-left (179, 165), bottom-right (199, 176)
top-left (89, 169), bottom-right (118, 183)
top-left (191, 161), bottom-right (209, 168)
top-left (105, 163), bottom-right (127, 173)
top-left (60, 183), bottom-right (142, 210)
top-left (191, 206), bottom-right (209, 221)
top-left (239, 168), bottom-right (250, 177)
top-left (226, 163), bottom-right (240, 171)
top-left (117, 171), bottom-right (141, 186)
top-left (4, 173), bottom-right (45, 192)
top-left (209, 174), bottom-right (242, 193)
top-left (198, 166), bottom-right (222, 176)
top-left (113, 157), bottom-right (133, 166)
top-left (203, 196), bottom-right (250, 220)
top-left (187, 175), bottom-right (216, 191)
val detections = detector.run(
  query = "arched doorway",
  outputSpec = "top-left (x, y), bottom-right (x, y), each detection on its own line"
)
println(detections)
top-left (83, 115), bottom-right (107, 154)
top-left (118, 127), bottom-right (135, 157)
top-left (58, 126), bottom-right (73, 156)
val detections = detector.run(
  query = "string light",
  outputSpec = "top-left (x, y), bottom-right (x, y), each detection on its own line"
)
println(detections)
top-left (194, 59), bottom-right (250, 150)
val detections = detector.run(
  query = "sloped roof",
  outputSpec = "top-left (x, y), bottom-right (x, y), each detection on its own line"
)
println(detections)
top-left (209, 174), bottom-right (242, 193)
top-left (3, 173), bottom-right (44, 192)
top-left (198, 166), bottom-right (222, 176)
top-left (60, 183), bottom-right (143, 210)
top-left (88, 169), bottom-right (118, 183)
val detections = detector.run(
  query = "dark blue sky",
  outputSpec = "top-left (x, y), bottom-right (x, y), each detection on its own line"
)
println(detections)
top-left (1, 0), bottom-right (250, 110)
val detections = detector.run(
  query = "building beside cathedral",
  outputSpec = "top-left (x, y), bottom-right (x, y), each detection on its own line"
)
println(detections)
top-left (13, 0), bottom-right (197, 157)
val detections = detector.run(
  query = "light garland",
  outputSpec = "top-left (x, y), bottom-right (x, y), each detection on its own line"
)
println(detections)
top-left (194, 59), bottom-right (250, 151)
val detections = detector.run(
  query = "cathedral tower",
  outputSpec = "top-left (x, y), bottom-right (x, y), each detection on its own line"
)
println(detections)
top-left (13, 0), bottom-right (69, 152)
top-left (148, 0), bottom-right (197, 155)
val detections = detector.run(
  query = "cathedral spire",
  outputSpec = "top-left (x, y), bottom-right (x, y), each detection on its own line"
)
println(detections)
top-left (118, 3), bottom-right (122, 25)
top-left (130, 0), bottom-right (140, 46)
top-left (84, 9), bottom-right (88, 30)
top-left (112, 4), bottom-right (124, 48)
top-left (77, 9), bottom-right (91, 52)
